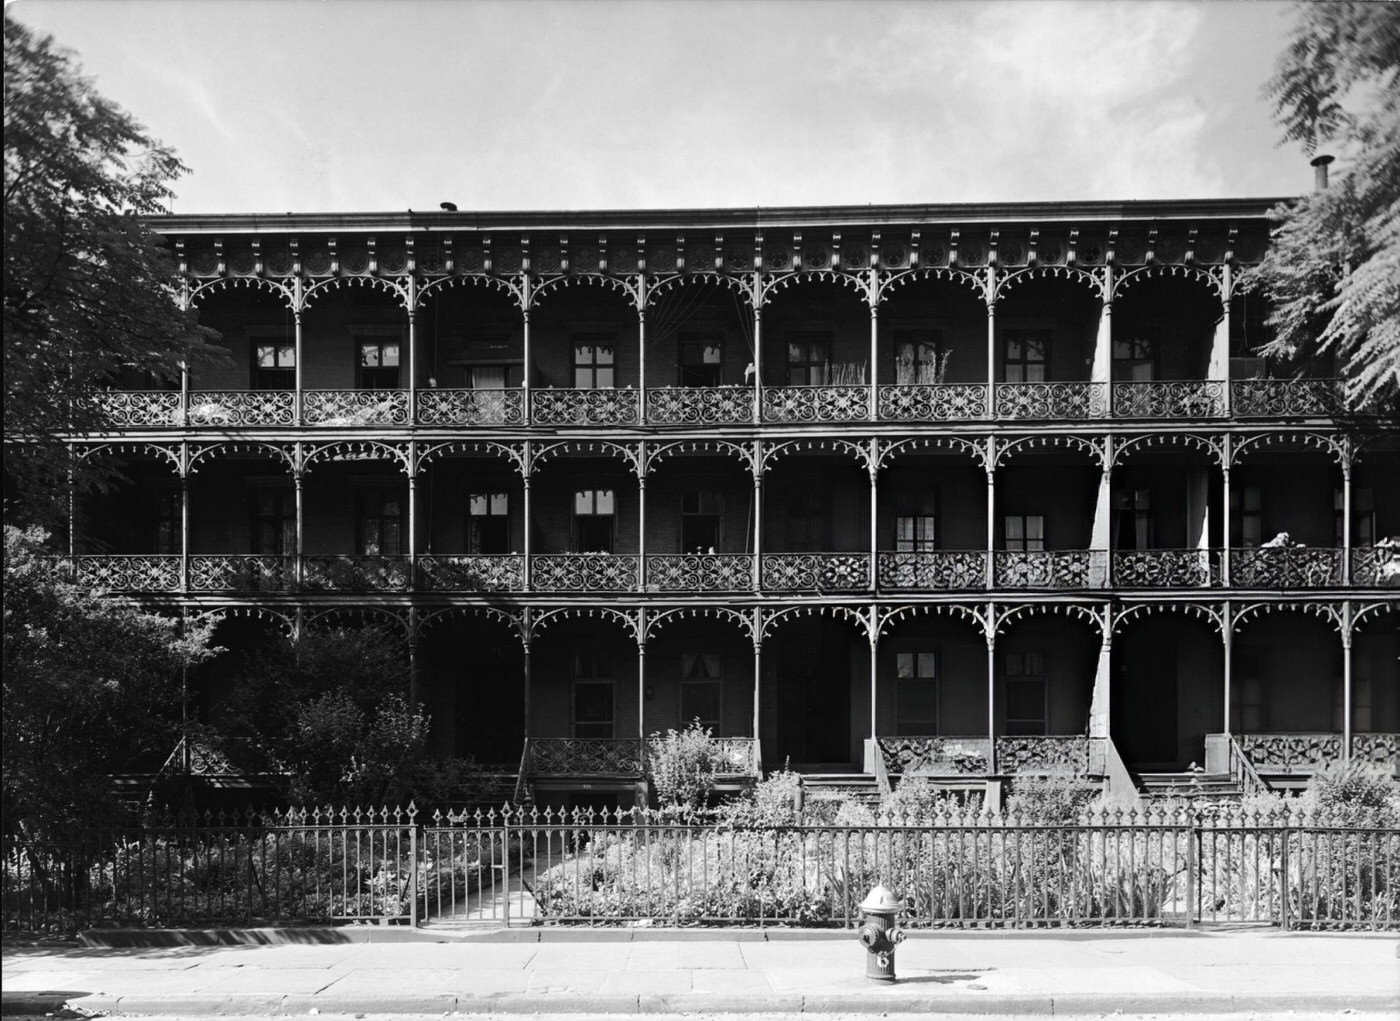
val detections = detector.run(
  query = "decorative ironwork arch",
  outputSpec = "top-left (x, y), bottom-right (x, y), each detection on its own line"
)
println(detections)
top-left (758, 269), bottom-right (873, 308)
top-left (530, 606), bottom-right (643, 644)
top-left (644, 439), bottom-right (758, 477)
top-left (529, 440), bottom-right (642, 477)
top-left (995, 434), bottom-right (1107, 469)
top-left (187, 440), bottom-right (296, 474)
top-left (72, 441), bottom-right (183, 475)
top-left (304, 606), bottom-right (411, 637)
top-left (644, 606), bottom-right (757, 643)
top-left (645, 273), bottom-right (756, 310)
top-left (876, 266), bottom-right (986, 305)
top-left (188, 275), bottom-right (296, 310)
top-left (1113, 432), bottom-right (1225, 469)
top-left (416, 605), bottom-right (527, 644)
top-left (415, 440), bottom-right (526, 476)
top-left (1231, 601), bottom-right (1344, 635)
top-left (994, 265), bottom-right (1104, 303)
top-left (416, 273), bottom-right (526, 311)
top-left (878, 436), bottom-right (988, 471)
top-left (1111, 601), bottom-right (1225, 637)
top-left (876, 603), bottom-right (990, 639)
top-left (1112, 263), bottom-right (1225, 303)
top-left (1351, 601), bottom-right (1398, 635)
top-left (302, 440), bottom-right (412, 475)
top-left (1230, 431), bottom-right (1346, 468)
top-left (206, 604), bottom-right (297, 638)
top-left (759, 604), bottom-right (871, 642)
top-left (530, 273), bottom-right (642, 311)
top-left (761, 438), bottom-right (872, 474)
top-left (302, 275), bottom-right (411, 312)
top-left (994, 602), bottom-right (1106, 638)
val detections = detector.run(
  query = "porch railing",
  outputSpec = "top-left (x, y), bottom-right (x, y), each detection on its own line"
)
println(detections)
top-left (7, 805), bottom-right (1396, 932)
top-left (761, 384), bottom-right (868, 423)
top-left (1239, 733), bottom-right (1400, 776)
top-left (1231, 547), bottom-right (1344, 588)
top-left (302, 555), bottom-right (411, 591)
top-left (995, 381), bottom-right (1108, 420)
top-left (1112, 380), bottom-right (1225, 419)
top-left (995, 735), bottom-right (1093, 776)
top-left (530, 388), bottom-right (640, 426)
top-left (994, 550), bottom-right (1105, 589)
top-left (417, 554), bottom-right (525, 592)
top-left (877, 550), bottom-right (986, 590)
top-left (1112, 549), bottom-right (1219, 588)
top-left (531, 554), bottom-right (639, 592)
top-left (186, 390), bottom-right (297, 427)
top-left (187, 554), bottom-right (295, 592)
top-left (302, 389), bottom-right (410, 426)
top-left (646, 386), bottom-right (753, 425)
top-left (1232, 378), bottom-right (1343, 417)
top-left (877, 383), bottom-right (987, 421)
top-left (1352, 545), bottom-right (1400, 587)
top-left (760, 552), bottom-right (870, 591)
top-left (876, 736), bottom-right (991, 776)
top-left (66, 554), bottom-right (182, 592)
top-left (525, 738), bottom-right (645, 776)
top-left (415, 388), bottom-right (524, 426)
top-left (645, 553), bottom-right (753, 592)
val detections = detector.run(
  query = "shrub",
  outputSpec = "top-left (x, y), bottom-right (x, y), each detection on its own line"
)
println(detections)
top-left (1300, 761), bottom-right (1400, 826)
top-left (647, 722), bottom-right (724, 815)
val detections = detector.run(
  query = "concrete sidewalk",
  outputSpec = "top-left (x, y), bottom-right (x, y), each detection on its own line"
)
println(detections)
top-left (3, 927), bottom-right (1397, 1017)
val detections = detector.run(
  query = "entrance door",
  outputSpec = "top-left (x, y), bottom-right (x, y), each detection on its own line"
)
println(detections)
top-left (1112, 638), bottom-right (1180, 768)
top-left (775, 625), bottom-right (851, 765)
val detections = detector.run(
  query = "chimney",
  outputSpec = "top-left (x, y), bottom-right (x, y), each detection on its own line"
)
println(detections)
top-left (1311, 154), bottom-right (1334, 191)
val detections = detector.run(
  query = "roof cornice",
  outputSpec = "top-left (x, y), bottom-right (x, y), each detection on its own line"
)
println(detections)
top-left (153, 197), bottom-right (1290, 235)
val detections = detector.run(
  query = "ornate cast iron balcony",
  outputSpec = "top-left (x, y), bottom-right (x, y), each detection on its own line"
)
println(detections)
top-left (760, 552), bottom-right (870, 591)
top-left (1239, 732), bottom-right (1398, 774)
top-left (646, 386), bottom-right (753, 425)
top-left (417, 554), bottom-right (524, 592)
top-left (532, 553), bottom-right (640, 592)
top-left (416, 388), bottom-right (524, 426)
top-left (994, 550), bottom-right (1105, 589)
top-left (1231, 378), bottom-right (1343, 417)
top-left (761, 385), bottom-right (868, 423)
top-left (877, 383), bottom-right (987, 422)
top-left (1231, 547), bottom-right (1344, 588)
top-left (89, 390), bottom-right (182, 427)
top-left (709, 737), bottom-right (761, 777)
top-left (63, 555), bottom-right (182, 592)
top-left (1112, 549), bottom-right (1220, 588)
top-left (187, 555), bottom-right (294, 592)
top-left (525, 737), bottom-right (644, 776)
top-left (530, 388), bottom-right (640, 426)
top-left (877, 551), bottom-right (986, 590)
top-left (302, 389), bottom-right (410, 426)
top-left (1112, 380), bottom-right (1225, 419)
top-left (1351, 546), bottom-right (1400, 587)
top-left (646, 554), bottom-right (753, 592)
top-left (877, 736), bottom-right (991, 776)
top-left (995, 382), bottom-right (1107, 420)
top-left (302, 555), bottom-right (411, 591)
top-left (1353, 733), bottom-right (1400, 771)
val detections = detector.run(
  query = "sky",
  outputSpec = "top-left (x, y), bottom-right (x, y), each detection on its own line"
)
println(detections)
top-left (9, 0), bottom-right (1316, 215)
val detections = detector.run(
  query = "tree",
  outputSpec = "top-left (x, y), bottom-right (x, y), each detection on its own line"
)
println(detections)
top-left (1249, 2), bottom-right (1400, 407)
top-left (3, 14), bottom-right (218, 527)
top-left (2, 525), bottom-right (220, 839)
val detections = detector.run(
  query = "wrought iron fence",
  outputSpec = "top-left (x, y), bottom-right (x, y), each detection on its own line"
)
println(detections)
top-left (9, 806), bottom-right (1394, 933)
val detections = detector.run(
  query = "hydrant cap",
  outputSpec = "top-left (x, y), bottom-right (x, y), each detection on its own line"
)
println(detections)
top-left (860, 884), bottom-right (902, 914)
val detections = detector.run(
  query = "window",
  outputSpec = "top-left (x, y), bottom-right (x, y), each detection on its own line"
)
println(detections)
top-left (1240, 486), bottom-right (1263, 548)
top-left (1003, 330), bottom-right (1048, 383)
top-left (895, 515), bottom-right (937, 552)
top-left (152, 489), bottom-right (181, 555)
top-left (252, 338), bottom-right (296, 390)
top-left (1113, 488), bottom-right (1152, 551)
top-left (573, 651), bottom-right (615, 738)
top-left (468, 492), bottom-right (509, 554)
top-left (1113, 330), bottom-right (1156, 381)
top-left (1335, 487), bottom-right (1376, 547)
top-left (356, 487), bottom-right (404, 555)
top-left (680, 651), bottom-right (722, 731)
top-left (1233, 648), bottom-right (1266, 731)
top-left (574, 488), bottom-right (616, 552)
top-left (1004, 650), bottom-right (1047, 736)
top-left (573, 336), bottom-right (615, 388)
top-left (251, 485), bottom-right (295, 555)
top-left (679, 335), bottom-right (722, 387)
top-left (893, 330), bottom-right (944, 384)
top-left (681, 489), bottom-right (722, 552)
top-left (786, 333), bottom-right (830, 385)
top-left (466, 365), bottom-right (511, 389)
top-left (896, 651), bottom-right (939, 735)
top-left (1004, 514), bottom-right (1045, 552)
top-left (358, 337), bottom-right (400, 389)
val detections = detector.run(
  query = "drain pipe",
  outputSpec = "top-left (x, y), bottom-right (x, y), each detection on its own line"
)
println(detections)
top-left (1311, 154), bottom-right (1334, 191)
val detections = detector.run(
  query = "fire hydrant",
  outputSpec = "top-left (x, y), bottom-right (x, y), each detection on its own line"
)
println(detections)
top-left (856, 883), bottom-right (905, 982)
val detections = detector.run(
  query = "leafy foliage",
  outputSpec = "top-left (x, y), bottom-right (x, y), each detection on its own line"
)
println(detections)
top-left (3, 14), bottom-right (219, 526)
top-left (2, 526), bottom-right (220, 839)
top-left (1248, 2), bottom-right (1400, 407)
top-left (646, 721), bottom-right (724, 814)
